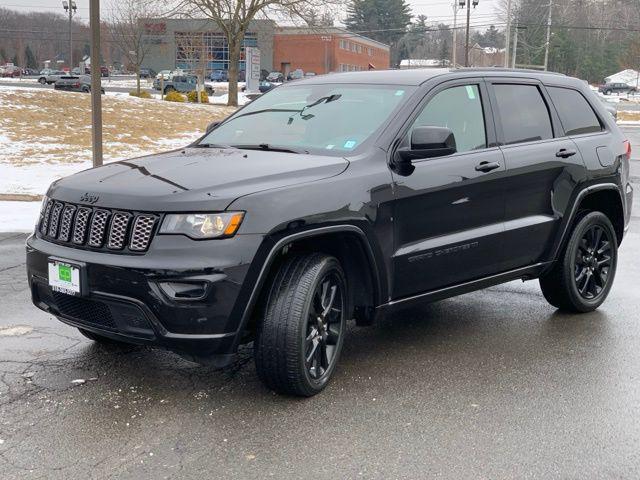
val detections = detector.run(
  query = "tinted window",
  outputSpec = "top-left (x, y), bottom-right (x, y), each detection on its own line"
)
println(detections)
top-left (493, 84), bottom-right (553, 145)
top-left (548, 87), bottom-right (602, 136)
top-left (412, 84), bottom-right (486, 153)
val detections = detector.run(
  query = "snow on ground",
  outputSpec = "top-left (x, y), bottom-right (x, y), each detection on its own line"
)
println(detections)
top-left (0, 201), bottom-right (40, 232)
top-left (212, 91), bottom-right (251, 106)
top-left (0, 86), bottom-right (236, 196)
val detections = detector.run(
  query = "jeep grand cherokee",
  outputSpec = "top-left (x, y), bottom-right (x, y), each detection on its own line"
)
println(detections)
top-left (27, 68), bottom-right (633, 396)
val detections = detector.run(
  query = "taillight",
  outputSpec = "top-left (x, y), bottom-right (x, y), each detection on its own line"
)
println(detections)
top-left (73, 82), bottom-right (80, 88)
top-left (623, 140), bottom-right (632, 161)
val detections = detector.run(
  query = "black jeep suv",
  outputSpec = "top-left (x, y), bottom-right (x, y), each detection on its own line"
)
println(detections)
top-left (27, 68), bottom-right (633, 396)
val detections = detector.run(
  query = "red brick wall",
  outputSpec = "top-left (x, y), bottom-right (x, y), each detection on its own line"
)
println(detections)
top-left (273, 34), bottom-right (390, 75)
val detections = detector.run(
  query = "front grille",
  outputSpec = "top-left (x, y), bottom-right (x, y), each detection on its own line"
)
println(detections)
top-left (38, 200), bottom-right (158, 253)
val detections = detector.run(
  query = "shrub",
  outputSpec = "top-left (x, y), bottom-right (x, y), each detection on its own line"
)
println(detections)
top-left (129, 90), bottom-right (151, 99)
top-left (164, 90), bottom-right (185, 102)
top-left (187, 90), bottom-right (209, 103)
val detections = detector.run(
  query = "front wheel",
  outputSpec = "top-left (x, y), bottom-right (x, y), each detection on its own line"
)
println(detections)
top-left (254, 253), bottom-right (347, 396)
top-left (540, 211), bottom-right (618, 313)
top-left (38, 77), bottom-right (46, 84)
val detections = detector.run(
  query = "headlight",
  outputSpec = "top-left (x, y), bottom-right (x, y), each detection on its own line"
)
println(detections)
top-left (159, 212), bottom-right (244, 239)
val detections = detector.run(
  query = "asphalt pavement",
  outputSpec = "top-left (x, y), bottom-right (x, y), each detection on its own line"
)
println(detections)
top-left (1, 129), bottom-right (640, 479)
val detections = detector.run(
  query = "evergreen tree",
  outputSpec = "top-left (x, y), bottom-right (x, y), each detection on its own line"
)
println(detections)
top-left (345, 0), bottom-right (412, 64)
top-left (24, 45), bottom-right (37, 69)
top-left (11, 53), bottom-right (19, 66)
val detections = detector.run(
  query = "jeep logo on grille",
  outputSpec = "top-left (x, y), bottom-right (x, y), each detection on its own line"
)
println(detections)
top-left (80, 192), bottom-right (99, 205)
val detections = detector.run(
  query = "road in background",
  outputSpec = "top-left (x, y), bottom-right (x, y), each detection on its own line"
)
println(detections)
top-left (0, 129), bottom-right (638, 479)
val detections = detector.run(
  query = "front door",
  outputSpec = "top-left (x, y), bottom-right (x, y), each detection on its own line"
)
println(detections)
top-left (391, 80), bottom-right (506, 299)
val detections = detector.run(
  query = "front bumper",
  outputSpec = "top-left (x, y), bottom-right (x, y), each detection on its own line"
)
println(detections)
top-left (26, 233), bottom-right (265, 363)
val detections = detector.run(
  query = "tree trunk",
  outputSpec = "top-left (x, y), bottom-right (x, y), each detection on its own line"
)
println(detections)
top-left (227, 36), bottom-right (243, 107)
top-left (136, 63), bottom-right (141, 96)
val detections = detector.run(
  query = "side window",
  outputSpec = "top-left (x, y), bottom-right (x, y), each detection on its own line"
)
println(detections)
top-left (493, 84), bottom-right (553, 145)
top-left (411, 84), bottom-right (487, 153)
top-left (547, 86), bottom-right (602, 136)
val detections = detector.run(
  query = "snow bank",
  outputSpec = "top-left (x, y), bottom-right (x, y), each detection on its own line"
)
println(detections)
top-left (0, 201), bottom-right (40, 232)
top-left (212, 92), bottom-right (250, 106)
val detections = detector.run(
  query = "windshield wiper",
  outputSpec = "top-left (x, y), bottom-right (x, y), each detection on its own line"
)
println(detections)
top-left (233, 144), bottom-right (308, 154)
top-left (233, 108), bottom-right (301, 121)
top-left (193, 143), bottom-right (235, 149)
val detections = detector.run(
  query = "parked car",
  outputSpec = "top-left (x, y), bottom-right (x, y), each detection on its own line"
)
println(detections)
top-left (153, 74), bottom-right (214, 95)
top-left (54, 75), bottom-right (105, 94)
top-left (155, 70), bottom-right (174, 80)
top-left (598, 82), bottom-right (636, 95)
top-left (265, 71), bottom-right (284, 83)
top-left (28, 69), bottom-right (633, 397)
top-left (71, 66), bottom-right (90, 75)
top-left (287, 68), bottom-right (304, 81)
top-left (210, 70), bottom-right (229, 82)
top-left (258, 80), bottom-right (279, 93)
top-left (139, 68), bottom-right (156, 79)
top-left (1, 64), bottom-right (21, 77)
top-left (38, 70), bottom-right (67, 85)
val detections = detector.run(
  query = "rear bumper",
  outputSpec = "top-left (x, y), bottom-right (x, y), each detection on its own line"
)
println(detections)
top-left (26, 233), bottom-right (266, 363)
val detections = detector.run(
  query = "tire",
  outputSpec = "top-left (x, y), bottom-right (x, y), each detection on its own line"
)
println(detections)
top-left (78, 328), bottom-right (125, 345)
top-left (38, 77), bottom-right (46, 84)
top-left (254, 253), bottom-right (347, 397)
top-left (540, 211), bottom-right (618, 313)
top-left (164, 86), bottom-right (175, 94)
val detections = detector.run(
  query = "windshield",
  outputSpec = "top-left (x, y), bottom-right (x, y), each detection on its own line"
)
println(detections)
top-left (199, 83), bottom-right (415, 154)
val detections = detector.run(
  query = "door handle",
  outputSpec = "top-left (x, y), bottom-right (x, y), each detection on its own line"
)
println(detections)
top-left (556, 148), bottom-right (577, 158)
top-left (475, 161), bottom-right (501, 173)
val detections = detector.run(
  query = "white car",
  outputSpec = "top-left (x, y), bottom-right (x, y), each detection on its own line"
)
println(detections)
top-left (155, 69), bottom-right (182, 81)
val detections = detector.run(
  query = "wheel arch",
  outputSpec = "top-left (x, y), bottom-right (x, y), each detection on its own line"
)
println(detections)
top-left (551, 183), bottom-right (625, 263)
top-left (234, 225), bottom-right (384, 347)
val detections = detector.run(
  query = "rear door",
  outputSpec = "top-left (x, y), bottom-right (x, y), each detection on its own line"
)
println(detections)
top-left (390, 79), bottom-right (507, 298)
top-left (487, 79), bottom-right (586, 270)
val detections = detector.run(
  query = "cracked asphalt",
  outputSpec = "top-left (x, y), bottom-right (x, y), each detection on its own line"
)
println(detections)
top-left (1, 130), bottom-right (640, 479)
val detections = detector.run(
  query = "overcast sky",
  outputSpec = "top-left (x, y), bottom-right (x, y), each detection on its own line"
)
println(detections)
top-left (0, 0), bottom-right (501, 29)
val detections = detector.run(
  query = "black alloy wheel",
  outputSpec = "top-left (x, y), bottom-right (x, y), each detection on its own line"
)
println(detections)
top-left (254, 253), bottom-right (347, 396)
top-left (573, 224), bottom-right (613, 300)
top-left (304, 272), bottom-right (344, 381)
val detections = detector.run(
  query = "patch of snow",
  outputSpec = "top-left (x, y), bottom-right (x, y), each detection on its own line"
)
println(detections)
top-left (0, 325), bottom-right (34, 336)
top-left (0, 201), bottom-right (40, 232)
top-left (212, 92), bottom-right (250, 106)
top-left (71, 379), bottom-right (86, 385)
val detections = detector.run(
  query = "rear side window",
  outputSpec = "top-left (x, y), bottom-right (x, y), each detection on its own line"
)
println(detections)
top-left (547, 87), bottom-right (602, 136)
top-left (493, 84), bottom-right (553, 145)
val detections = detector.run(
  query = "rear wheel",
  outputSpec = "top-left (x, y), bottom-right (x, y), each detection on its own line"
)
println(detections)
top-left (38, 77), bottom-right (46, 84)
top-left (164, 86), bottom-right (175, 94)
top-left (254, 253), bottom-right (347, 396)
top-left (540, 211), bottom-right (618, 312)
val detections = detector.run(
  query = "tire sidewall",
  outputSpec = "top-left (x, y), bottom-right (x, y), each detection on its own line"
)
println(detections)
top-left (299, 257), bottom-right (347, 393)
top-left (564, 212), bottom-right (618, 311)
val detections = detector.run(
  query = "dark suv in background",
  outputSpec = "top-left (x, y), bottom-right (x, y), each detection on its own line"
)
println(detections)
top-left (599, 82), bottom-right (636, 95)
top-left (27, 68), bottom-right (633, 396)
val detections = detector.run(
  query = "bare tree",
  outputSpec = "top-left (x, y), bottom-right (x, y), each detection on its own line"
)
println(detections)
top-left (174, 0), bottom-right (334, 106)
top-left (108, 0), bottom-right (158, 95)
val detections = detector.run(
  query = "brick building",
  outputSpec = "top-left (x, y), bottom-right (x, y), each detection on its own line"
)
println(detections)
top-left (273, 27), bottom-right (390, 76)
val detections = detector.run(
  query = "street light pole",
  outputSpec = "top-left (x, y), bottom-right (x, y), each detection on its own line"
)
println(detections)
top-left (62, 1), bottom-right (77, 70)
top-left (90, 0), bottom-right (103, 167)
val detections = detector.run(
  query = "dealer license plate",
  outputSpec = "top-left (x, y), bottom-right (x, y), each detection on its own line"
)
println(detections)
top-left (48, 260), bottom-right (81, 296)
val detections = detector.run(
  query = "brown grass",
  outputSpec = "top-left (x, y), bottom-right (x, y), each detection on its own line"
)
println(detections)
top-left (617, 111), bottom-right (640, 122)
top-left (0, 88), bottom-right (236, 165)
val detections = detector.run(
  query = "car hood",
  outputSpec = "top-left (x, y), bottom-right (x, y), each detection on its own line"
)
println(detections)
top-left (47, 147), bottom-right (349, 212)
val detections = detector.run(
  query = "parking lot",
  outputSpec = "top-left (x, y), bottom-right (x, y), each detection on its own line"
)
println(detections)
top-left (0, 128), bottom-right (639, 479)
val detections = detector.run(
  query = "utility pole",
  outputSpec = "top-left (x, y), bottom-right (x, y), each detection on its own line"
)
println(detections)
top-left (90, 0), bottom-right (103, 167)
top-left (504, 0), bottom-right (512, 67)
top-left (452, 1), bottom-right (460, 67)
top-left (543, 0), bottom-right (553, 71)
top-left (464, 0), bottom-right (479, 67)
top-left (511, 26), bottom-right (520, 69)
top-left (62, 1), bottom-right (77, 70)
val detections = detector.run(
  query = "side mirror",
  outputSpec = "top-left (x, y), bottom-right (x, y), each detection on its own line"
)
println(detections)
top-left (393, 126), bottom-right (457, 176)
top-left (206, 121), bottom-right (220, 133)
